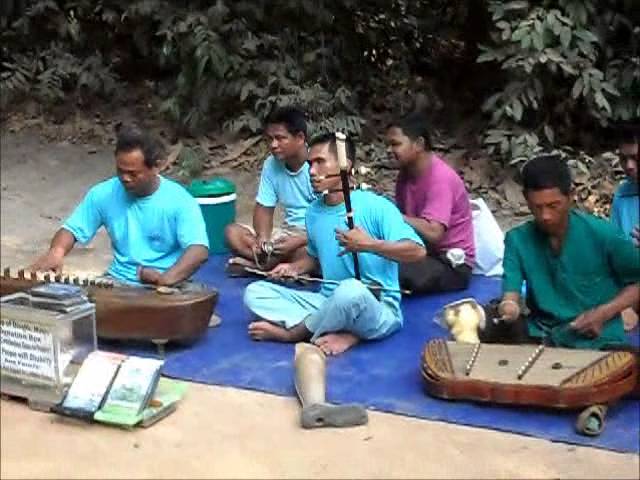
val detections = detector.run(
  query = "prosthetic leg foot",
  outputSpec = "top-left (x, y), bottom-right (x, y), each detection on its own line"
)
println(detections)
top-left (301, 403), bottom-right (368, 429)
top-left (576, 404), bottom-right (608, 436)
top-left (294, 343), bottom-right (368, 429)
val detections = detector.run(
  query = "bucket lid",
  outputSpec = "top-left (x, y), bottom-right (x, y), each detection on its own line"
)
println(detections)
top-left (187, 178), bottom-right (236, 197)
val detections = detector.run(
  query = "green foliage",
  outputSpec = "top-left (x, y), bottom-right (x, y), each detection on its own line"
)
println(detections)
top-left (1, 0), bottom-right (636, 163)
top-left (1, 0), bottom-right (460, 139)
top-left (175, 145), bottom-right (206, 178)
top-left (478, 0), bottom-right (639, 163)
top-left (1, 2), bottom-right (120, 110)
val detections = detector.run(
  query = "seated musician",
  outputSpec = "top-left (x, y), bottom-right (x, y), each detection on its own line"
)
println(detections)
top-left (487, 154), bottom-right (640, 350)
top-left (610, 126), bottom-right (638, 241)
top-left (243, 133), bottom-right (426, 355)
top-left (225, 106), bottom-right (316, 272)
top-left (611, 127), bottom-right (640, 331)
top-left (386, 112), bottom-right (475, 294)
top-left (29, 124), bottom-right (210, 290)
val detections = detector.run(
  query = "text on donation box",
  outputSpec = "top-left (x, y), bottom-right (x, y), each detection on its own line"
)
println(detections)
top-left (1, 318), bottom-right (56, 383)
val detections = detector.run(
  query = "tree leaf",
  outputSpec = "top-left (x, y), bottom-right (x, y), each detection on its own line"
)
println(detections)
top-left (512, 29), bottom-right (527, 41)
top-left (544, 125), bottom-right (554, 144)
top-left (575, 29), bottom-right (598, 43)
top-left (533, 33), bottom-right (544, 51)
top-left (477, 52), bottom-right (497, 63)
top-left (571, 78), bottom-right (583, 99)
top-left (595, 91), bottom-right (611, 114)
top-left (545, 48), bottom-right (563, 62)
top-left (504, 1), bottom-right (529, 11)
top-left (512, 98), bottom-right (523, 121)
top-left (601, 82), bottom-right (620, 96)
top-left (534, 19), bottom-right (543, 34)
top-left (560, 27), bottom-right (571, 48)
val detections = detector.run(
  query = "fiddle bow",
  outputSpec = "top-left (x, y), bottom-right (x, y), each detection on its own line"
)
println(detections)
top-left (335, 132), bottom-right (361, 280)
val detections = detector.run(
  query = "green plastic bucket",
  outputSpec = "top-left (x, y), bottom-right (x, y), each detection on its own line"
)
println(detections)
top-left (187, 178), bottom-right (236, 254)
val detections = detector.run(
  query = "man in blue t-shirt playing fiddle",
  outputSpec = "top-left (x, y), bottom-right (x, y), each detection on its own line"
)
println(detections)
top-left (243, 133), bottom-right (426, 356)
top-left (224, 106), bottom-right (317, 272)
top-left (29, 124), bottom-right (210, 288)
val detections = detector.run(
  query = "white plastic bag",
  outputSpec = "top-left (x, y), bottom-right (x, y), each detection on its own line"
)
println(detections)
top-left (470, 198), bottom-right (504, 277)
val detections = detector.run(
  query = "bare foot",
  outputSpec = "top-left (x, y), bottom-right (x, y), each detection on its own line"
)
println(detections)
top-left (313, 332), bottom-right (360, 356)
top-left (248, 321), bottom-right (292, 342)
top-left (226, 257), bottom-right (259, 277)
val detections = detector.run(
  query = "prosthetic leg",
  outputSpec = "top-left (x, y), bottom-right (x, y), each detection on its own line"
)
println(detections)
top-left (294, 343), bottom-right (368, 429)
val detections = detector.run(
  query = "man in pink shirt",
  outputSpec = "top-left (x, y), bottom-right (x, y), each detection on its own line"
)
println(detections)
top-left (386, 112), bottom-right (475, 294)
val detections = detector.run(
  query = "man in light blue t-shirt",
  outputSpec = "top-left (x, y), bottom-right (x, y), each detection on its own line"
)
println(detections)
top-left (610, 127), bottom-right (639, 331)
top-left (611, 127), bottom-right (638, 241)
top-left (243, 133), bottom-right (426, 356)
top-left (225, 107), bottom-right (316, 272)
top-left (29, 124), bottom-right (210, 287)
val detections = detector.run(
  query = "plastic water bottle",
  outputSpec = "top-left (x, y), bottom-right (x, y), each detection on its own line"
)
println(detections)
top-left (446, 248), bottom-right (466, 268)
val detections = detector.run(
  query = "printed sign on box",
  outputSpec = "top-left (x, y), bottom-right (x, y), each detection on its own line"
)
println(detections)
top-left (1, 318), bottom-right (56, 384)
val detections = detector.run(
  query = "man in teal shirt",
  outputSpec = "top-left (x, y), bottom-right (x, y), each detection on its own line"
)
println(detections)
top-left (30, 124), bottom-right (210, 287)
top-left (492, 154), bottom-right (639, 350)
top-left (611, 127), bottom-right (638, 240)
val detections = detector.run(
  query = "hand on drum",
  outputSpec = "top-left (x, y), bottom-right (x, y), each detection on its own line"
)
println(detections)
top-left (570, 308), bottom-right (607, 338)
top-left (29, 251), bottom-right (64, 274)
top-left (498, 299), bottom-right (520, 322)
top-left (138, 266), bottom-right (163, 285)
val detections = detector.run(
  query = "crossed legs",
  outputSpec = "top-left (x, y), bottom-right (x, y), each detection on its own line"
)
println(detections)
top-left (243, 278), bottom-right (401, 355)
top-left (224, 223), bottom-right (307, 271)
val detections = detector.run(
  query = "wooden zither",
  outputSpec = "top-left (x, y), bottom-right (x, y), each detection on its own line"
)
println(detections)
top-left (0, 268), bottom-right (218, 344)
top-left (421, 339), bottom-right (638, 409)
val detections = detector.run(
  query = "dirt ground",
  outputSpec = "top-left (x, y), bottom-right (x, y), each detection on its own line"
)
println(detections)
top-left (1, 130), bottom-right (639, 479)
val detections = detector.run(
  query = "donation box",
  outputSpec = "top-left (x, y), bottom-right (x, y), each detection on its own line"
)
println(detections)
top-left (1, 287), bottom-right (96, 410)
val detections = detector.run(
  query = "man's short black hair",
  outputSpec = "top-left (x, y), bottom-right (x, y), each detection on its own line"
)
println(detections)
top-left (114, 123), bottom-right (165, 169)
top-left (265, 106), bottom-right (307, 138)
top-left (617, 125), bottom-right (639, 146)
top-left (521, 153), bottom-right (572, 196)
top-left (389, 111), bottom-right (433, 150)
top-left (308, 132), bottom-right (357, 168)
